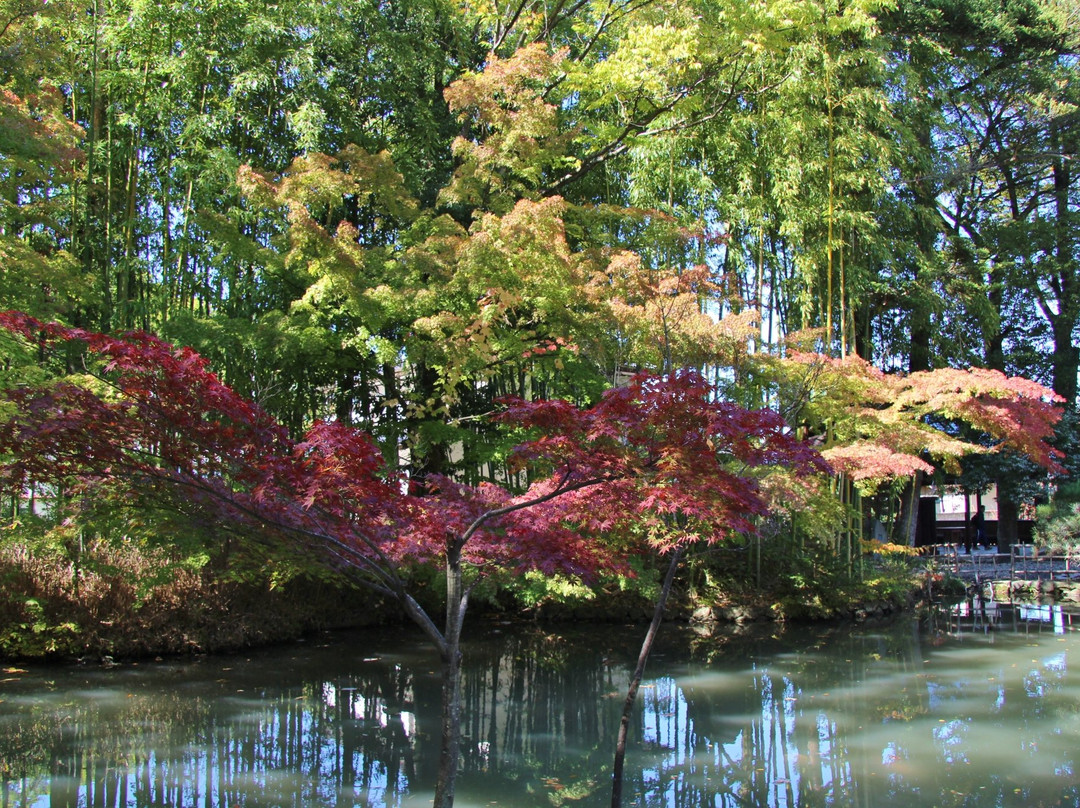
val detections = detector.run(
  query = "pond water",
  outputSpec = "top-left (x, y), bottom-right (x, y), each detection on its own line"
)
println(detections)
top-left (2, 600), bottom-right (1080, 808)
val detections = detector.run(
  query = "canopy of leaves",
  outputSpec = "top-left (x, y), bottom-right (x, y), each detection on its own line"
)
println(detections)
top-left (771, 350), bottom-right (1064, 490)
top-left (0, 313), bottom-right (825, 586)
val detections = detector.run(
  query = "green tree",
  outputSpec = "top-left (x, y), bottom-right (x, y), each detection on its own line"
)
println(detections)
top-left (0, 0), bottom-right (94, 323)
top-left (882, 0), bottom-right (1078, 395)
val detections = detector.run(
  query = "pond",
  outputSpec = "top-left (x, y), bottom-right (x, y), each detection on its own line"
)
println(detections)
top-left (2, 600), bottom-right (1079, 808)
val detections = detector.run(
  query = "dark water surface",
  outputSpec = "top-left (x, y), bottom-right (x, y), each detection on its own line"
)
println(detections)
top-left (2, 601), bottom-right (1080, 807)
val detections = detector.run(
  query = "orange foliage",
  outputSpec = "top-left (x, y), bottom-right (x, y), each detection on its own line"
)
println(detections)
top-left (597, 259), bottom-right (755, 371)
top-left (822, 443), bottom-right (935, 481)
top-left (441, 44), bottom-right (573, 208)
top-left (781, 352), bottom-right (1065, 485)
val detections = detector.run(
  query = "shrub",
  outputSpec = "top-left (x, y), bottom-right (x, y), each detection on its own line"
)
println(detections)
top-left (1035, 481), bottom-right (1080, 554)
top-left (0, 537), bottom-right (381, 659)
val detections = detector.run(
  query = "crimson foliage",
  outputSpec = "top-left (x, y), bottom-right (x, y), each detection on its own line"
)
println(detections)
top-left (0, 311), bottom-right (824, 592)
top-left (0, 311), bottom-right (827, 808)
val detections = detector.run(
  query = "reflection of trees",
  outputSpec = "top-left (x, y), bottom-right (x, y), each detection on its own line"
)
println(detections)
top-left (619, 616), bottom-right (1080, 808)
top-left (457, 627), bottom-right (631, 804)
top-left (622, 628), bottom-right (879, 807)
top-left (625, 670), bottom-right (853, 808)
top-left (2, 618), bottom-right (1079, 807)
top-left (0, 662), bottom-right (421, 807)
top-left (0, 627), bottom-right (638, 807)
top-left (0, 692), bottom-right (208, 808)
top-left (0, 703), bottom-right (61, 807)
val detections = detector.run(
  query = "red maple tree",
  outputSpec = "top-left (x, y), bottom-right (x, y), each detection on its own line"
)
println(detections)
top-left (0, 311), bottom-right (824, 807)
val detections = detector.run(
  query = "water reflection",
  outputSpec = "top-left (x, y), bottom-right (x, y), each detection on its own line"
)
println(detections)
top-left (2, 605), bottom-right (1080, 807)
top-left (936, 598), bottom-right (1078, 636)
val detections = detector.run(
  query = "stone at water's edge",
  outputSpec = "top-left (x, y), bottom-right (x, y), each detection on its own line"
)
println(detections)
top-left (987, 580), bottom-right (1080, 603)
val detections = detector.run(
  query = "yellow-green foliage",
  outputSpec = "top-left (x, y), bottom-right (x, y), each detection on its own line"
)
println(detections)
top-left (861, 539), bottom-right (919, 558)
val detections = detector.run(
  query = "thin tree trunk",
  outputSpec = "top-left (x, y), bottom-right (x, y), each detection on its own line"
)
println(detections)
top-left (610, 546), bottom-right (683, 808)
top-left (433, 547), bottom-right (468, 808)
top-left (824, 30), bottom-right (835, 353)
top-left (121, 127), bottom-right (142, 329)
top-left (1050, 125), bottom-right (1078, 407)
top-left (85, 0), bottom-right (110, 331)
top-left (433, 633), bottom-right (463, 808)
top-left (895, 471), bottom-right (924, 547)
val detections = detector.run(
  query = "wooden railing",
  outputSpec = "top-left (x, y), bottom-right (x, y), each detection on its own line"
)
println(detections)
top-left (918, 543), bottom-right (1080, 581)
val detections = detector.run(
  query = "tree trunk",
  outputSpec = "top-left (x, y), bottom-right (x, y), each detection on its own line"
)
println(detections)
top-left (997, 496), bottom-right (1019, 552)
top-left (433, 548), bottom-right (468, 808)
top-left (611, 547), bottom-right (683, 808)
top-left (984, 277), bottom-right (1006, 373)
top-left (895, 471), bottom-right (924, 547)
top-left (853, 293), bottom-right (872, 362)
top-left (1050, 126), bottom-right (1078, 408)
top-left (1050, 317), bottom-right (1078, 410)
top-left (84, 0), bottom-right (110, 332)
top-left (433, 633), bottom-right (463, 808)
top-left (409, 362), bottom-right (451, 481)
top-left (907, 117), bottom-right (938, 374)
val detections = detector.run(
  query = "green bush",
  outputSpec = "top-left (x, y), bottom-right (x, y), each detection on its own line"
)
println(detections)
top-left (1035, 481), bottom-right (1080, 554)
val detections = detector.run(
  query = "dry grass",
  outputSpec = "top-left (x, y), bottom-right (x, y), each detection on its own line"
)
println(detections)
top-left (0, 540), bottom-right (387, 660)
